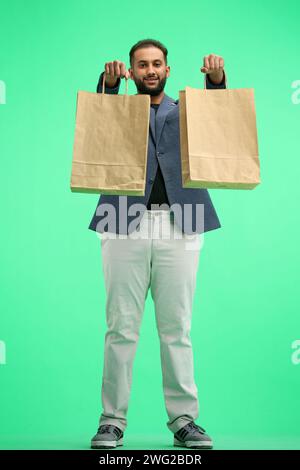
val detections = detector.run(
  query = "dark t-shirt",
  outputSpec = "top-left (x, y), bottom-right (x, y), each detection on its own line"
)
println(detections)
top-left (147, 103), bottom-right (170, 210)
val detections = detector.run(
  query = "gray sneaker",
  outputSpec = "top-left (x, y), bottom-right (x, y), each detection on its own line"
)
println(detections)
top-left (91, 424), bottom-right (124, 449)
top-left (174, 421), bottom-right (213, 449)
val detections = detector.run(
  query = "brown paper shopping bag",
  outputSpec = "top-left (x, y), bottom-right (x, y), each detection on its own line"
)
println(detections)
top-left (179, 75), bottom-right (260, 189)
top-left (70, 74), bottom-right (150, 195)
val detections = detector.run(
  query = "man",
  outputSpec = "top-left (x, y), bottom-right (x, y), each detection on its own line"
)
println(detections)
top-left (90, 39), bottom-right (226, 450)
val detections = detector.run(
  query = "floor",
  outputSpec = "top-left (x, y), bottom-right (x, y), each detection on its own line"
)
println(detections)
top-left (0, 434), bottom-right (299, 450)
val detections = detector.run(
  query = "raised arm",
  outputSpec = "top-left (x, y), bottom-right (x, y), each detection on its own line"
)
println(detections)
top-left (201, 53), bottom-right (227, 89)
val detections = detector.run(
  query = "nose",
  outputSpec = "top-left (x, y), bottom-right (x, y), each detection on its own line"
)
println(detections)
top-left (146, 65), bottom-right (156, 76)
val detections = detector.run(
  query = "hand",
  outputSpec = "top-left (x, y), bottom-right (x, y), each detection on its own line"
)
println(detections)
top-left (200, 54), bottom-right (224, 84)
top-left (104, 60), bottom-right (130, 87)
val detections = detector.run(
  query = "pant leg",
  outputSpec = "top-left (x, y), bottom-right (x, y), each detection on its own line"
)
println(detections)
top-left (98, 215), bottom-right (152, 432)
top-left (149, 210), bottom-right (202, 434)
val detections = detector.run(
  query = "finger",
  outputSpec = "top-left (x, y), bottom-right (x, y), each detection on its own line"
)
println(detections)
top-left (105, 63), bottom-right (110, 76)
top-left (209, 55), bottom-right (215, 70)
top-left (204, 56), bottom-right (210, 70)
top-left (108, 62), bottom-right (114, 77)
top-left (119, 62), bottom-right (126, 78)
top-left (220, 57), bottom-right (224, 68)
top-left (114, 60), bottom-right (120, 77)
top-left (200, 66), bottom-right (208, 73)
top-left (214, 56), bottom-right (220, 70)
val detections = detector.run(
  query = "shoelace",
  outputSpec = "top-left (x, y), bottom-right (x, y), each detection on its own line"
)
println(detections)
top-left (186, 422), bottom-right (206, 434)
top-left (99, 424), bottom-right (118, 434)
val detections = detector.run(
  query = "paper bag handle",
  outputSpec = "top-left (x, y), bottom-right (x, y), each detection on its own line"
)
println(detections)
top-left (102, 72), bottom-right (129, 94)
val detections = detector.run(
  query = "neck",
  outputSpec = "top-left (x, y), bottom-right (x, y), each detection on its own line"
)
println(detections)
top-left (150, 91), bottom-right (165, 105)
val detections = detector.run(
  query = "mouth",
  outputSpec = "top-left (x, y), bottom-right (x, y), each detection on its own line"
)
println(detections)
top-left (145, 78), bottom-right (158, 84)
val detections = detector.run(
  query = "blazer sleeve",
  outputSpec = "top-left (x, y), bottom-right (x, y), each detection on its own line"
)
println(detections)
top-left (96, 71), bottom-right (121, 94)
top-left (205, 70), bottom-right (227, 89)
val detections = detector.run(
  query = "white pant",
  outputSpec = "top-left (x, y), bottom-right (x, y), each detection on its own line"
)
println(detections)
top-left (98, 209), bottom-right (203, 433)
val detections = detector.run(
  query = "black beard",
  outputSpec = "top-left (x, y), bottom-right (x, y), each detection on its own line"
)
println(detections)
top-left (134, 76), bottom-right (167, 96)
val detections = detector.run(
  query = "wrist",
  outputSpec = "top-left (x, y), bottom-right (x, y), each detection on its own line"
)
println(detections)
top-left (100, 72), bottom-right (119, 88)
top-left (207, 70), bottom-right (224, 85)
top-left (105, 78), bottom-right (119, 88)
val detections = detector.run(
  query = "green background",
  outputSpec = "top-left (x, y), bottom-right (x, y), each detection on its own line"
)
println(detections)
top-left (1, 0), bottom-right (300, 450)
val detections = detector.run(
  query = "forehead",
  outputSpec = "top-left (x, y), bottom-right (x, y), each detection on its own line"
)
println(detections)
top-left (134, 46), bottom-right (164, 62)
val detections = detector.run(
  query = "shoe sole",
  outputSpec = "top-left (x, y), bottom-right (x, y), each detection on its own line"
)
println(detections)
top-left (91, 438), bottom-right (123, 449)
top-left (174, 437), bottom-right (213, 449)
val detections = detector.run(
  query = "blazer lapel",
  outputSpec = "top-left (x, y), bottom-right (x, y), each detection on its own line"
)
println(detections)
top-left (135, 92), bottom-right (177, 145)
top-left (155, 94), bottom-right (177, 146)
top-left (149, 106), bottom-right (156, 142)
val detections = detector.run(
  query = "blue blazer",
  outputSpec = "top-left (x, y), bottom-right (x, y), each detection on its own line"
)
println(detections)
top-left (88, 71), bottom-right (226, 235)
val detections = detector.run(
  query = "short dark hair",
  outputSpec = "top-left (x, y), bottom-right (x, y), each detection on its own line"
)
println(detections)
top-left (129, 39), bottom-right (168, 67)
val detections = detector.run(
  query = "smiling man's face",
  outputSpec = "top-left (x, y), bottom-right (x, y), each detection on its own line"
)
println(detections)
top-left (129, 46), bottom-right (170, 96)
